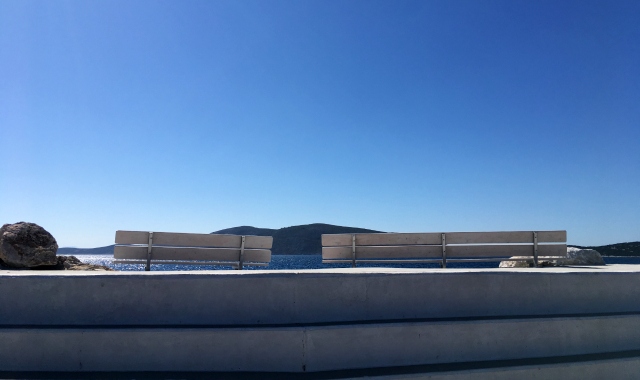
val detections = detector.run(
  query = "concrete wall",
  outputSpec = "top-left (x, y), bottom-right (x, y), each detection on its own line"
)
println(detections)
top-left (2, 315), bottom-right (640, 372)
top-left (1, 267), bottom-right (640, 326)
top-left (354, 355), bottom-right (640, 380)
top-left (1, 266), bottom-right (640, 373)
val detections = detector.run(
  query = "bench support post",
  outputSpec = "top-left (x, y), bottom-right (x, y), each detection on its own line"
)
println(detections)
top-left (441, 233), bottom-right (447, 268)
top-left (533, 231), bottom-right (539, 268)
top-left (145, 232), bottom-right (153, 272)
top-left (352, 234), bottom-right (357, 268)
top-left (237, 236), bottom-right (246, 270)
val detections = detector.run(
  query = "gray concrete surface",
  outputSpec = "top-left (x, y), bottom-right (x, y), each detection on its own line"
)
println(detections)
top-left (1, 265), bottom-right (639, 326)
top-left (304, 314), bottom-right (640, 372)
top-left (2, 266), bottom-right (640, 373)
top-left (352, 355), bottom-right (640, 380)
top-left (1, 314), bottom-right (639, 372)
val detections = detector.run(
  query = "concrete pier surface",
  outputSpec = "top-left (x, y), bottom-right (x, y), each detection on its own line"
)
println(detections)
top-left (1, 265), bottom-right (640, 377)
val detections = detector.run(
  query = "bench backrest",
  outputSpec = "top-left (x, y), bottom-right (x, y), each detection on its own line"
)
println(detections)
top-left (115, 230), bottom-right (273, 271)
top-left (322, 230), bottom-right (566, 268)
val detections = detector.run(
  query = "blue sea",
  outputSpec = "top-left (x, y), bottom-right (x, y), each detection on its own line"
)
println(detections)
top-left (77, 254), bottom-right (640, 271)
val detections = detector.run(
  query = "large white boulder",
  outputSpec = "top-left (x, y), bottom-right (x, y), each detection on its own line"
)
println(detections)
top-left (498, 257), bottom-right (533, 268)
top-left (499, 247), bottom-right (605, 267)
top-left (559, 247), bottom-right (606, 265)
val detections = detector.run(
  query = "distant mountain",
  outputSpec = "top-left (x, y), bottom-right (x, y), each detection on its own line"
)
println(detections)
top-left (569, 242), bottom-right (640, 257)
top-left (213, 223), bottom-right (383, 255)
top-left (58, 245), bottom-right (115, 255)
top-left (213, 226), bottom-right (277, 236)
top-left (57, 223), bottom-right (382, 256)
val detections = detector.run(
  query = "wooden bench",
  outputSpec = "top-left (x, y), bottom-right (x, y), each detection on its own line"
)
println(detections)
top-left (114, 230), bottom-right (272, 271)
top-left (322, 230), bottom-right (566, 268)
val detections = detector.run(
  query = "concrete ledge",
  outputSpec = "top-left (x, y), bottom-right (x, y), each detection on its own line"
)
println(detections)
top-left (0, 327), bottom-right (303, 372)
top-left (1, 265), bottom-right (640, 326)
top-left (3, 266), bottom-right (640, 373)
top-left (2, 314), bottom-right (640, 372)
top-left (304, 314), bottom-right (640, 372)
top-left (3, 353), bottom-right (640, 379)
top-left (356, 355), bottom-right (640, 380)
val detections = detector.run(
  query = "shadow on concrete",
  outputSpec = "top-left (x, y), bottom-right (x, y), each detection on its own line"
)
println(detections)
top-left (2, 350), bottom-right (640, 380)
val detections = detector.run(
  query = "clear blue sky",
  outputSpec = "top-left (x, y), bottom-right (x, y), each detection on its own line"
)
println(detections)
top-left (1, 0), bottom-right (638, 247)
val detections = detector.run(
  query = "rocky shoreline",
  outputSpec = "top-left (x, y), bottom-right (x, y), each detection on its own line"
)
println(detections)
top-left (0, 222), bottom-right (112, 271)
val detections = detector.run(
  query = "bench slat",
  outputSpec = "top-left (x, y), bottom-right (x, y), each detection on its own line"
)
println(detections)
top-left (322, 245), bottom-right (443, 260)
top-left (322, 233), bottom-right (442, 247)
top-left (322, 244), bottom-right (566, 261)
top-left (113, 260), bottom-right (268, 267)
top-left (446, 244), bottom-right (566, 258)
top-left (115, 230), bottom-right (272, 249)
top-left (323, 259), bottom-right (442, 264)
top-left (114, 245), bottom-right (271, 263)
top-left (115, 231), bottom-right (149, 245)
top-left (322, 257), bottom-right (564, 264)
top-left (445, 231), bottom-right (566, 244)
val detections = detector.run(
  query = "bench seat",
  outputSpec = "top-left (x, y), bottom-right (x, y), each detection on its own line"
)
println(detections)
top-left (322, 230), bottom-right (566, 268)
top-left (114, 230), bottom-right (272, 270)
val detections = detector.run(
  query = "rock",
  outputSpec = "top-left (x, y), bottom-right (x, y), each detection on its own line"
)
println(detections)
top-left (31, 255), bottom-right (114, 271)
top-left (61, 255), bottom-right (83, 268)
top-left (499, 247), bottom-right (606, 267)
top-left (62, 255), bottom-right (114, 271)
top-left (0, 222), bottom-right (58, 268)
top-left (558, 247), bottom-right (606, 266)
top-left (498, 257), bottom-right (533, 268)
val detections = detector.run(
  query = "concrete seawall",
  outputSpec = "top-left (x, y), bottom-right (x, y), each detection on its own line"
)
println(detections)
top-left (1, 265), bottom-right (640, 377)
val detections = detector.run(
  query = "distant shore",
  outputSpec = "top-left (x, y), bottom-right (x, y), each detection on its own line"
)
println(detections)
top-left (59, 242), bottom-right (640, 256)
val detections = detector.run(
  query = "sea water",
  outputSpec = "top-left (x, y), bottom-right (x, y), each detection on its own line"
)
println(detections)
top-left (75, 254), bottom-right (640, 271)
